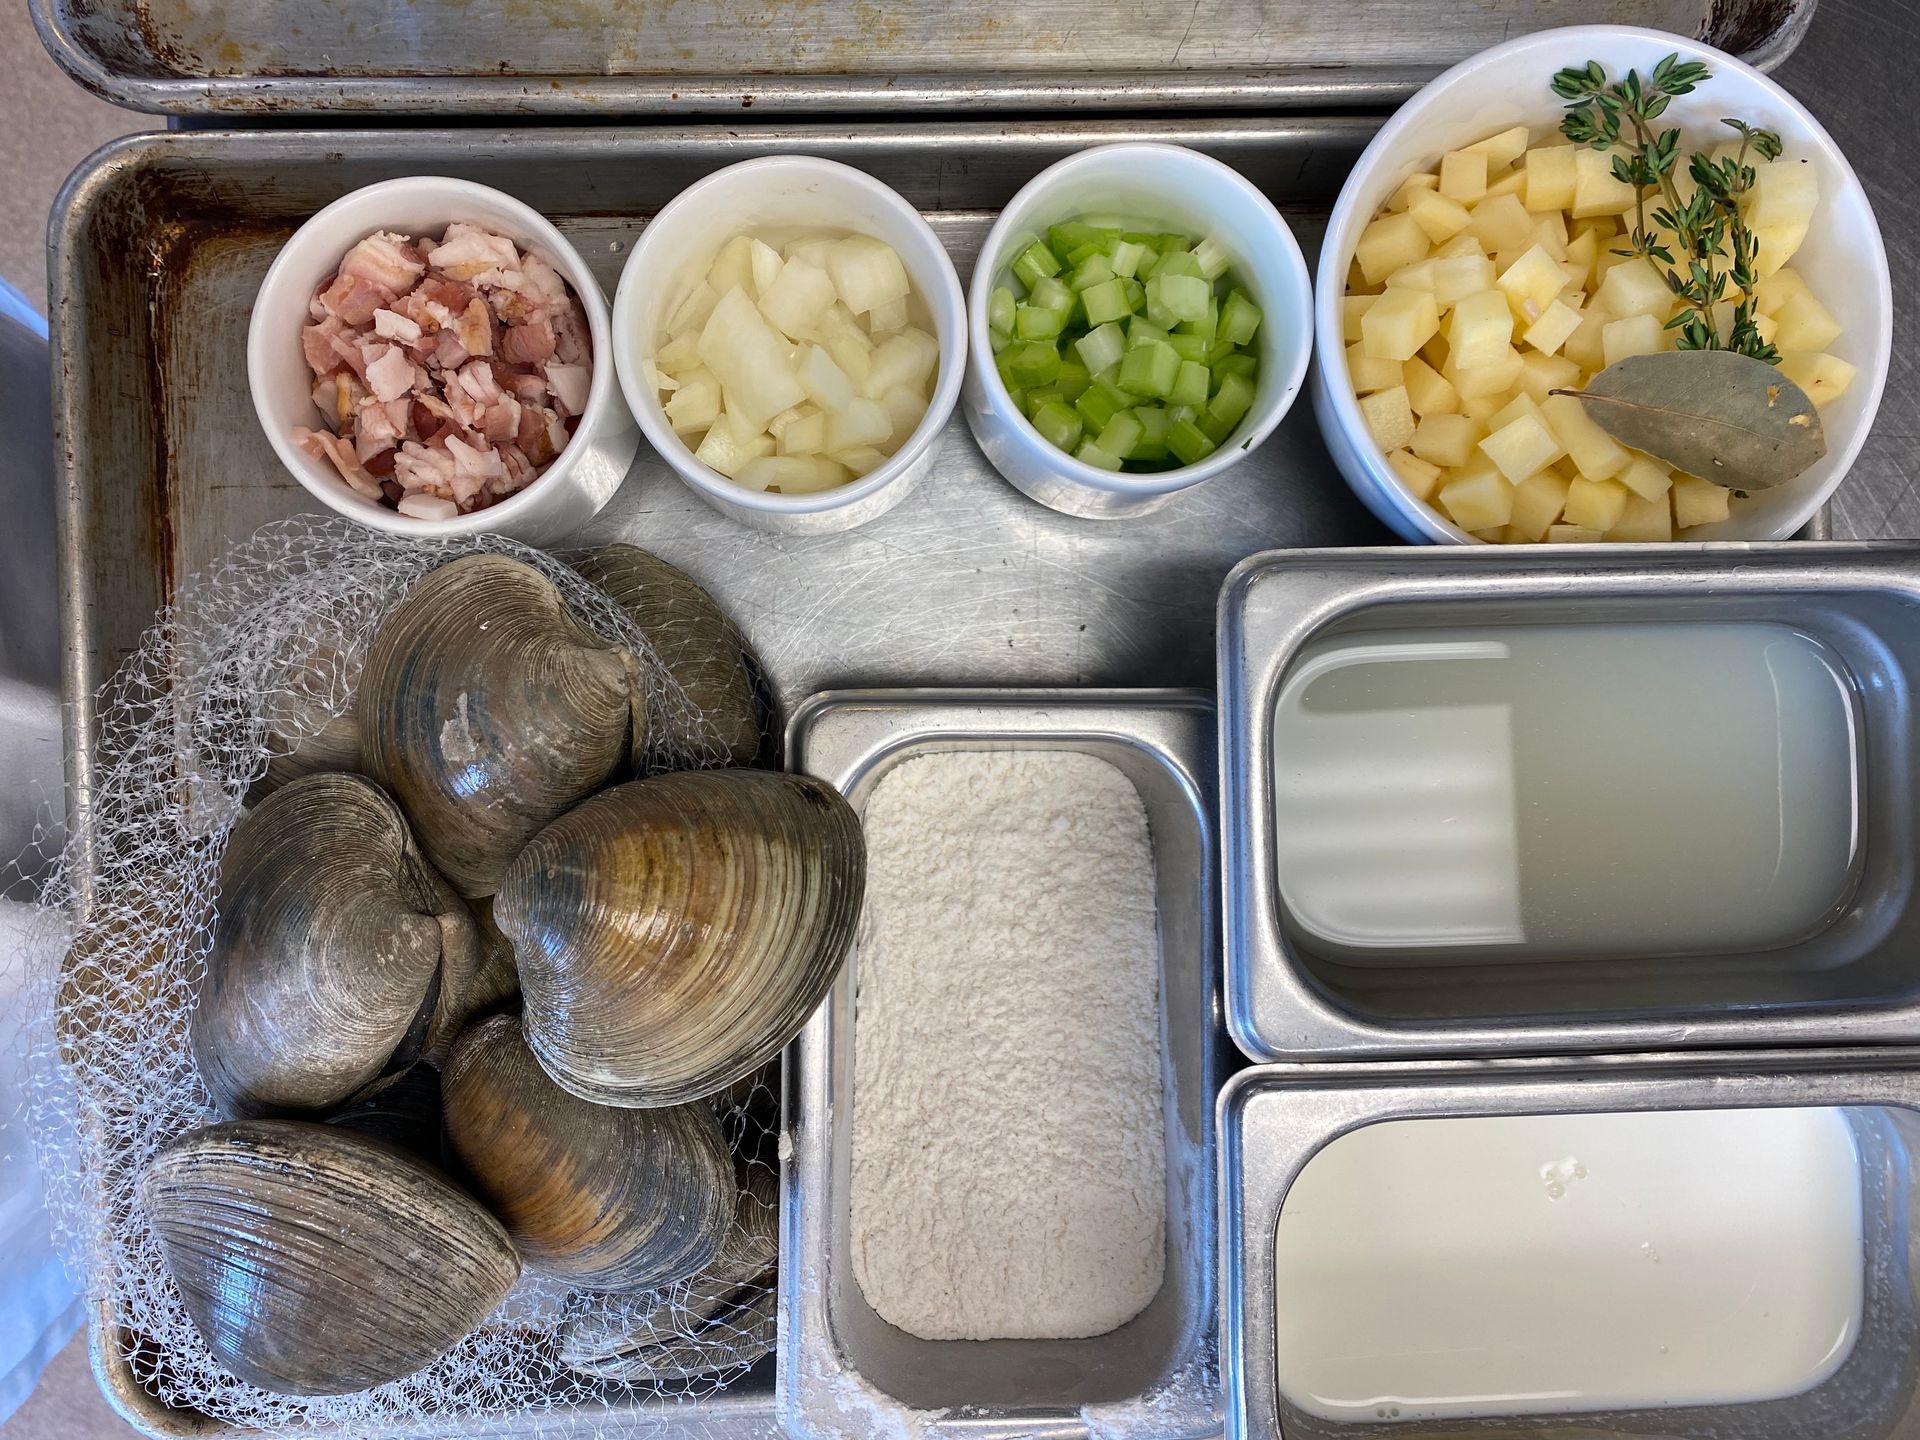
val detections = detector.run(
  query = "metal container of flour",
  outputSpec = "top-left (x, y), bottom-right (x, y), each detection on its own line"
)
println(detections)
top-left (1220, 1050), bottom-right (1920, 1440)
top-left (782, 689), bottom-right (1224, 1440)
top-left (1219, 542), bottom-right (1920, 1062)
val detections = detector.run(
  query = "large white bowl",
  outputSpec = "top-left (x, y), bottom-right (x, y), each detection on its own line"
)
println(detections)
top-left (1313, 25), bottom-right (1892, 544)
top-left (248, 176), bottom-right (638, 544)
top-left (612, 157), bottom-right (966, 535)
top-left (964, 143), bottom-right (1313, 520)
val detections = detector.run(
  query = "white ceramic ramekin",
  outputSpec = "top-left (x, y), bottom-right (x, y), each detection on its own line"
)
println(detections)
top-left (962, 143), bottom-right (1313, 521)
top-left (247, 176), bottom-right (637, 544)
top-left (611, 157), bottom-right (965, 535)
top-left (1313, 25), bottom-right (1892, 544)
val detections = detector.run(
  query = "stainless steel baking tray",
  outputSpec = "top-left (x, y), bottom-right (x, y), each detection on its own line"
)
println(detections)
top-left (1218, 1051), bottom-right (1920, 1440)
top-left (30, 0), bottom-right (1815, 117)
top-left (784, 688), bottom-right (1223, 1440)
top-left (1218, 542), bottom-right (1920, 1062)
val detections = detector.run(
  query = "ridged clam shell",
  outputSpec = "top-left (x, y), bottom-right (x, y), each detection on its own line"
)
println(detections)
top-left (442, 1013), bottom-right (734, 1291)
top-left (192, 772), bottom-right (482, 1118)
top-left (139, 1119), bottom-right (519, 1397)
top-left (571, 544), bottom-right (767, 767)
top-left (496, 770), bottom-right (864, 1107)
top-left (359, 554), bottom-right (645, 898)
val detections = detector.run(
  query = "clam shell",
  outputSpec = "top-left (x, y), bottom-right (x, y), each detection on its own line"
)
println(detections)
top-left (571, 544), bottom-right (768, 768)
top-left (442, 1013), bottom-right (734, 1291)
top-left (359, 554), bottom-right (645, 898)
top-left (192, 772), bottom-right (483, 1118)
top-left (257, 709), bottom-right (361, 799)
top-left (496, 770), bottom-right (864, 1107)
top-left (139, 1119), bottom-right (519, 1396)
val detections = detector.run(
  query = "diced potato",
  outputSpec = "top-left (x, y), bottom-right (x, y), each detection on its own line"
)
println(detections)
top-left (1573, 146), bottom-right (1639, 218)
top-left (1484, 169), bottom-right (1528, 202)
top-left (737, 455), bottom-right (851, 495)
top-left (1479, 410), bottom-right (1566, 482)
top-left (656, 331), bottom-right (704, 375)
top-left (1510, 469), bottom-right (1572, 542)
top-left (1606, 492), bottom-right (1673, 542)
top-left (1389, 171), bottom-right (1441, 212)
top-left (1363, 287), bottom-right (1441, 362)
top-left (1499, 244), bottom-right (1571, 324)
top-left (1572, 215), bottom-right (1620, 240)
top-left (1564, 228), bottom-right (1600, 285)
top-left (1446, 348), bottom-right (1524, 399)
top-left (1358, 385), bottom-right (1417, 452)
top-left (1529, 211), bottom-right (1570, 260)
top-left (1754, 267), bottom-right (1811, 318)
top-left (1602, 311), bottom-right (1666, 366)
top-left (864, 328), bottom-right (941, 399)
top-left (1420, 331), bottom-right (1450, 371)
top-left (1386, 258), bottom-right (1437, 293)
top-left (825, 395), bottom-right (894, 453)
top-left (694, 413), bottom-right (775, 478)
top-left (666, 281), bottom-right (721, 339)
top-left (803, 302), bottom-right (875, 386)
top-left (1347, 340), bottom-right (1403, 393)
top-left (1524, 145), bottom-right (1578, 213)
top-left (708, 235), bottom-right (756, 297)
top-left (1548, 523), bottom-right (1603, 543)
top-left (1403, 356), bottom-right (1461, 417)
top-left (1466, 195), bottom-right (1535, 254)
top-left (1772, 290), bottom-right (1843, 353)
top-left (746, 238), bottom-right (785, 298)
top-left (1342, 294), bottom-right (1380, 343)
top-left (1486, 392), bottom-right (1539, 432)
top-left (1745, 157), bottom-right (1818, 273)
top-left (784, 235), bottom-right (835, 268)
top-left (1615, 455), bottom-right (1673, 503)
top-left (758, 257), bottom-right (836, 337)
top-left (832, 445), bottom-right (891, 478)
top-left (1439, 468), bottom-right (1515, 531)
top-left (1356, 213), bottom-right (1432, 286)
top-left (1449, 291), bottom-right (1516, 370)
top-left (1523, 299), bottom-right (1583, 355)
top-left (1563, 476), bottom-right (1631, 531)
top-left (1594, 260), bottom-right (1673, 321)
top-left (1409, 412), bottom-right (1484, 468)
top-left (1561, 309), bottom-right (1610, 372)
top-left (1470, 526), bottom-right (1513, 543)
top-left (878, 385), bottom-right (927, 448)
top-left (1460, 393), bottom-right (1507, 425)
top-left (1672, 474), bottom-right (1733, 529)
top-left (1386, 448), bottom-right (1444, 501)
top-left (1750, 221), bottom-right (1810, 278)
top-left (1428, 253), bottom-right (1499, 309)
top-left (1464, 125), bottom-right (1532, 169)
top-left (1517, 351), bottom-right (1582, 403)
top-left (663, 368), bottom-right (721, 433)
top-left (797, 344), bottom-right (855, 412)
top-left (1755, 311), bottom-right (1780, 347)
top-left (1435, 233), bottom-right (1488, 260)
top-left (778, 408), bottom-right (828, 456)
top-left (699, 286), bottom-right (808, 428)
top-left (826, 234), bottom-right (911, 315)
top-left (1777, 351), bottom-right (1857, 407)
top-left (1409, 188), bottom-right (1474, 244)
top-left (1440, 149), bottom-right (1490, 203)
top-left (1540, 392), bottom-right (1630, 480)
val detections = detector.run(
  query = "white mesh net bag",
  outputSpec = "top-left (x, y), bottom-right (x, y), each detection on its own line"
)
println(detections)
top-left (14, 515), bottom-right (782, 1438)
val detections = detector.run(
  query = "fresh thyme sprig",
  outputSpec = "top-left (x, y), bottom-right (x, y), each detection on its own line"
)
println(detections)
top-left (1550, 54), bottom-right (1784, 363)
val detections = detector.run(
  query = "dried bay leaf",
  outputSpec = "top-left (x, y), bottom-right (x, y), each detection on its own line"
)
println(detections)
top-left (1555, 351), bottom-right (1826, 492)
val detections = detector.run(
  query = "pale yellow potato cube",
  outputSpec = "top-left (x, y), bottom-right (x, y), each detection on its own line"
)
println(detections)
top-left (1342, 293), bottom-right (1380, 343)
top-left (1747, 157), bottom-right (1819, 232)
top-left (1346, 258), bottom-right (1373, 294)
top-left (1591, 249), bottom-right (1637, 292)
top-left (1386, 448), bottom-right (1444, 501)
top-left (1356, 213), bottom-right (1431, 286)
top-left (1449, 291), bottom-right (1516, 370)
top-left (1523, 299), bottom-right (1584, 355)
top-left (1466, 195), bottom-right (1535, 253)
top-left (1509, 469), bottom-right (1572, 542)
top-left (1573, 146), bottom-right (1639, 218)
top-left (1499, 244), bottom-right (1570, 323)
top-left (1464, 125), bottom-right (1533, 169)
top-left (1359, 384), bottom-right (1417, 452)
top-left (1429, 253), bottom-right (1499, 309)
top-left (1615, 455), bottom-right (1673, 503)
top-left (1565, 228), bottom-right (1600, 284)
top-left (1469, 526), bottom-right (1514, 543)
top-left (1595, 260), bottom-right (1673, 320)
top-left (1486, 392), bottom-right (1539, 432)
top-left (1518, 350), bottom-right (1583, 403)
top-left (1403, 356), bottom-right (1461, 417)
top-left (1485, 169), bottom-right (1529, 202)
top-left (1606, 493), bottom-right (1673, 543)
top-left (1388, 171), bottom-right (1441, 212)
top-left (1541, 392), bottom-right (1631, 480)
top-left (1564, 476), bottom-right (1631, 531)
top-left (1772, 291), bottom-right (1843, 353)
top-left (1672, 475), bottom-right (1732, 530)
top-left (1409, 412), bottom-right (1484, 468)
top-left (1347, 341), bottom-right (1403, 393)
top-left (1602, 312), bottom-right (1666, 367)
top-left (1561, 310), bottom-right (1610, 372)
top-left (1531, 211), bottom-right (1570, 259)
top-left (1480, 410), bottom-right (1567, 483)
top-left (1386, 258), bottom-right (1437, 292)
top-left (1446, 348), bottom-right (1525, 399)
top-left (1754, 267), bottom-right (1811, 317)
top-left (1440, 149), bottom-right (1490, 203)
top-left (1777, 351), bottom-right (1858, 407)
top-left (1573, 215), bottom-right (1620, 241)
top-left (1439, 469), bottom-right (1515, 531)
top-left (1420, 332), bottom-right (1450, 370)
top-left (1755, 312), bottom-right (1780, 347)
top-left (1408, 188), bottom-right (1474, 244)
top-left (1434, 233), bottom-right (1488, 259)
top-left (1524, 145), bottom-right (1578, 212)
top-left (1460, 392), bottom-right (1506, 425)
top-left (1362, 287), bottom-right (1442, 362)
top-left (1751, 220), bottom-right (1810, 278)
top-left (1548, 524), bottom-right (1603, 542)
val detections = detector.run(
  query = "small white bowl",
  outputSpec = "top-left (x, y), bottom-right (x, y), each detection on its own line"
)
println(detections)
top-left (962, 143), bottom-right (1313, 521)
top-left (612, 157), bottom-right (966, 535)
top-left (1314, 25), bottom-right (1892, 544)
top-left (248, 176), bottom-right (638, 545)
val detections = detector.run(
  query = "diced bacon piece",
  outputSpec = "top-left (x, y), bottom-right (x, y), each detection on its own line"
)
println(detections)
top-left (499, 316), bottom-right (555, 365)
top-left (543, 362), bottom-right (589, 416)
top-left (433, 330), bottom-right (471, 370)
top-left (552, 302), bottom-right (590, 365)
top-left (517, 404), bottom-right (559, 464)
top-left (453, 298), bottom-right (494, 359)
top-left (545, 410), bottom-right (570, 456)
top-left (372, 308), bottom-right (423, 344)
top-left (302, 318), bottom-right (348, 377)
top-left (294, 425), bottom-right (382, 499)
top-left (426, 224), bottom-right (519, 281)
top-left (366, 449), bottom-right (398, 480)
top-left (500, 445), bottom-right (536, 489)
top-left (518, 251), bottom-right (570, 307)
top-left (504, 370), bottom-right (549, 403)
top-left (365, 344), bottom-right (416, 404)
top-left (339, 231), bottom-right (425, 295)
top-left (480, 395), bottom-right (522, 443)
top-left (398, 493), bottom-right (459, 521)
top-left (318, 272), bottom-right (389, 326)
top-left (393, 440), bottom-right (457, 496)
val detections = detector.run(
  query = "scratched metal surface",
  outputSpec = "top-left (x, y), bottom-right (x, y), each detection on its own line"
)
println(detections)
top-left (29, 0), bottom-right (1814, 115)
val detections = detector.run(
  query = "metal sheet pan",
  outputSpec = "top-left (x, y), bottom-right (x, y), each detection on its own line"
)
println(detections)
top-left (29, 0), bottom-right (1815, 116)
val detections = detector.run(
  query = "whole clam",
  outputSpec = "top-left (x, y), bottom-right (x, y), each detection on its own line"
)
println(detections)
top-left (139, 1119), bottom-right (519, 1396)
top-left (191, 772), bottom-right (482, 1118)
top-left (359, 554), bottom-right (646, 898)
top-left (496, 770), bottom-right (864, 1107)
top-left (442, 1013), bottom-right (734, 1291)
top-left (571, 544), bottom-right (767, 768)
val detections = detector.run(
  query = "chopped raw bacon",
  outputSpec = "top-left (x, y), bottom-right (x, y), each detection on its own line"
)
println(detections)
top-left (295, 221), bottom-right (591, 516)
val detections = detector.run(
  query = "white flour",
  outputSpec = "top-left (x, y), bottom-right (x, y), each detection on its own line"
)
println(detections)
top-left (850, 750), bottom-right (1166, 1341)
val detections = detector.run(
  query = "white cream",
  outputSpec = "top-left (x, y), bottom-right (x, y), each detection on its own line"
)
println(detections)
top-left (1272, 1108), bottom-right (1865, 1423)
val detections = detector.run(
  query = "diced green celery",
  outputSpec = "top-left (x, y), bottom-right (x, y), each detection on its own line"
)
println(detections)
top-left (1130, 405), bottom-right (1173, 460)
top-left (1168, 403), bottom-right (1198, 424)
top-left (1167, 418), bottom-right (1217, 466)
top-left (1054, 359), bottom-right (1091, 402)
top-left (1068, 254), bottom-right (1115, 293)
top-left (1081, 279), bottom-right (1132, 327)
top-left (1011, 240), bottom-right (1062, 290)
top-left (1117, 340), bottom-right (1180, 399)
top-left (1166, 333), bottom-right (1210, 363)
top-left (1096, 409), bottom-right (1144, 459)
top-left (1212, 352), bottom-right (1259, 388)
top-left (1148, 272), bottom-right (1211, 324)
top-left (1074, 380), bottom-right (1128, 431)
top-left (989, 286), bottom-right (1016, 334)
top-left (1031, 400), bottom-right (1084, 453)
top-left (1192, 235), bottom-right (1232, 281)
top-left (1150, 249), bottom-right (1203, 279)
top-left (1014, 304), bottom-right (1066, 340)
top-left (1064, 242), bottom-right (1105, 269)
top-left (1220, 288), bottom-right (1263, 345)
top-left (1127, 317), bottom-right (1172, 351)
top-left (1197, 408), bottom-right (1236, 444)
top-left (1047, 220), bottom-right (1104, 258)
top-left (1208, 370), bottom-right (1256, 426)
top-left (1022, 386), bottom-right (1062, 418)
top-left (1073, 321), bottom-right (1127, 377)
top-left (1207, 336), bottom-right (1239, 364)
top-left (1004, 340), bottom-right (1062, 388)
top-left (994, 350), bottom-right (1021, 391)
top-left (1144, 295), bottom-right (1179, 332)
top-left (1028, 276), bottom-right (1072, 314)
top-left (1116, 277), bottom-right (1144, 310)
top-left (989, 327), bottom-right (1011, 356)
top-left (1176, 299), bottom-right (1218, 343)
top-left (1003, 385), bottom-right (1026, 415)
top-left (1121, 230), bottom-right (1162, 248)
top-left (1108, 239), bottom-right (1148, 279)
top-left (1075, 438), bottom-right (1123, 471)
top-left (1154, 231), bottom-right (1189, 252)
top-left (1171, 359), bottom-right (1210, 408)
